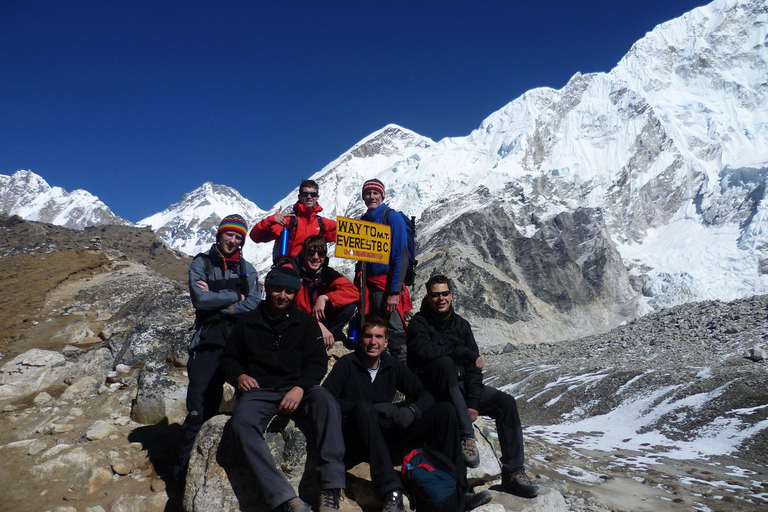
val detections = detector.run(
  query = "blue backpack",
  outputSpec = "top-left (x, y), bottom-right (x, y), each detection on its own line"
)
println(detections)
top-left (382, 207), bottom-right (417, 286)
top-left (401, 448), bottom-right (465, 512)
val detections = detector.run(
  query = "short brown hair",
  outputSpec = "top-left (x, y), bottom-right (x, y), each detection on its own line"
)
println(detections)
top-left (362, 315), bottom-right (388, 337)
top-left (425, 274), bottom-right (452, 293)
top-left (300, 179), bottom-right (319, 192)
top-left (302, 235), bottom-right (327, 255)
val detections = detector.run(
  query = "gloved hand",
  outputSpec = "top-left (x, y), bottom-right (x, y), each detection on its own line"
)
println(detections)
top-left (374, 402), bottom-right (398, 428)
top-left (392, 406), bottom-right (416, 429)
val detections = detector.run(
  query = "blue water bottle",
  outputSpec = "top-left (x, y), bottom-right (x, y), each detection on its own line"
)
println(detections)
top-left (345, 316), bottom-right (359, 350)
top-left (278, 226), bottom-right (290, 257)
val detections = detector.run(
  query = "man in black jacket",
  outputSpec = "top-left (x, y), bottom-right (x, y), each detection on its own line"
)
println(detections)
top-left (406, 275), bottom-right (538, 499)
top-left (323, 316), bottom-right (491, 512)
top-left (221, 260), bottom-right (345, 512)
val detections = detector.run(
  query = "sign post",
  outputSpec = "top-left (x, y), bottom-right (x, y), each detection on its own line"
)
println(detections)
top-left (334, 216), bottom-right (392, 329)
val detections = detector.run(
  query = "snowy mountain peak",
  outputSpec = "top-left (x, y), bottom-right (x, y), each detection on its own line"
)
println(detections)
top-left (0, 170), bottom-right (129, 229)
top-left (137, 182), bottom-right (266, 257)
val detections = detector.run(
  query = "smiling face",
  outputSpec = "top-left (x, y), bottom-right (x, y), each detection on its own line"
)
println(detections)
top-left (363, 189), bottom-right (383, 211)
top-left (266, 285), bottom-right (297, 314)
top-left (303, 247), bottom-right (326, 272)
top-left (217, 230), bottom-right (244, 257)
top-left (360, 324), bottom-right (388, 367)
top-left (298, 186), bottom-right (319, 208)
top-left (426, 282), bottom-right (453, 314)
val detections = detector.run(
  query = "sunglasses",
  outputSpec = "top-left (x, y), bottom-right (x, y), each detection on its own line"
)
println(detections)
top-left (299, 191), bottom-right (319, 198)
top-left (429, 291), bottom-right (451, 298)
top-left (307, 249), bottom-right (326, 257)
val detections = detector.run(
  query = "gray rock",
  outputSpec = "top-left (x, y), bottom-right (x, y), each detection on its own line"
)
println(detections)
top-left (34, 391), bottom-right (54, 406)
top-left (109, 494), bottom-right (146, 512)
top-left (184, 414), bottom-right (324, 512)
top-left (86, 420), bottom-right (114, 440)
top-left (27, 439), bottom-right (48, 455)
top-left (748, 346), bottom-right (766, 361)
top-left (131, 370), bottom-right (188, 425)
top-left (60, 375), bottom-right (100, 400)
top-left (0, 349), bottom-right (74, 400)
top-left (468, 423), bottom-right (502, 484)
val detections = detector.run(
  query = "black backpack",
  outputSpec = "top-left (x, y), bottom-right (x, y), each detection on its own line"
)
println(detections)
top-left (382, 207), bottom-right (417, 286)
top-left (271, 215), bottom-right (326, 262)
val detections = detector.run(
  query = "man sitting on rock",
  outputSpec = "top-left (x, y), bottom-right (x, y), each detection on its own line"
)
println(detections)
top-left (323, 316), bottom-right (491, 512)
top-left (406, 274), bottom-right (539, 498)
top-left (174, 214), bottom-right (260, 483)
top-left (295, 235), bottom-right (358, 349)
top-left (221, 259), bottom-right (346, 512)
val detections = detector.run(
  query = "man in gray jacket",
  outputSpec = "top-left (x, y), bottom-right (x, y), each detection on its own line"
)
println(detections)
top-left (173, 214), bottom-right (260, 484)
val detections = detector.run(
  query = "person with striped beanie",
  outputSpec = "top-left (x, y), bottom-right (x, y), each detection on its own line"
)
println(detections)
top-left (172, 213), bottom-right (261, 488)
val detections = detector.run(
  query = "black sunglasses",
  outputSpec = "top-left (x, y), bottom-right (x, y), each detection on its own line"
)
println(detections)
top-left (307, 249), bottom-right (326, 257)
top-left (299, 191), bottom-right (319, 198)
top-left (429, 291), bottom-right (451, 298)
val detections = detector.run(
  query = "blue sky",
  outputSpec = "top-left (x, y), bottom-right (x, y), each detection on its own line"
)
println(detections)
top-left (1, 0), bottom-right (707, 222)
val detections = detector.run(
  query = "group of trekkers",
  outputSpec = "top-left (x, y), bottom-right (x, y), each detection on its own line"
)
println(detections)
top-left (173, 178), bottom-right (539, 512)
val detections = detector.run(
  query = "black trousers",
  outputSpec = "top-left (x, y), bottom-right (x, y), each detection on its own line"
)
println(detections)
top-left (177, 345), bottom-right (225, 470)
top-left (342, 401), bottom-right (466, 497)
top-left (323, 303), bottom-right (357, 341)
top-left (418, 356), bottom-right (526, 474)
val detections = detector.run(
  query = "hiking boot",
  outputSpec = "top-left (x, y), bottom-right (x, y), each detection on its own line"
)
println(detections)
top-left (319, 488), bottom-right (343, 512)
top-left (501, 470), bottom-right (539, 498)
top-left (465, 490), bottom-right (492, 510)
top-left (275, 497), bottom-right (311, 512)
top-left (461, 436), bottom-right (480, 468)
top-left (381, 489), bottom-right (406, 512)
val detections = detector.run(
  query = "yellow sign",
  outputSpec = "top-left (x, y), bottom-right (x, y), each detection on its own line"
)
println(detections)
top-left (335, 216), bottom-right (391, 263)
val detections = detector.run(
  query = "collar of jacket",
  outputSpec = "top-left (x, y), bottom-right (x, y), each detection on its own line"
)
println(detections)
top-left (363, 202), bottom-right (388, 222)
top-left (418, 300), bottom-right (454, 325)
top-left (293, 201), bottom-right (323, 217)
top-left (351, 350), bottom-right (396, 372)
top-left (246, 302), bottom-right (302, 328)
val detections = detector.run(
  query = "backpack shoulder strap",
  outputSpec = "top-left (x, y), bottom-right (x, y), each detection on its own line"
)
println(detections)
top-left (317, 216), bottom-right (326, 235)
top-left (194, 252), bottom-right (213, 277)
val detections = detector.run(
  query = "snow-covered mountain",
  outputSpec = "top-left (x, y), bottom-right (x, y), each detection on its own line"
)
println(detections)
top-left (137, 182), bottom-right (266, 256)
top-left (4, 0), bottom-right (767, 343)
top-left (252, 0), bottom-right (768, 315)
top-left (0, 170), bottom-right (129, 229)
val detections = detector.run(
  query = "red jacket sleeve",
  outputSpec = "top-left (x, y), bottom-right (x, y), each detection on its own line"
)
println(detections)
top-left (249, 215), bottom-right (283, 244)
top-left (325, 268), bottom-right (359, 308)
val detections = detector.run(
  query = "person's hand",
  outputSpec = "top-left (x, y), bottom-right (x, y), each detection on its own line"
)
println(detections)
top-left (273, 210), bottom-right (287, 226)
top-left (475, 355), bottom-right (484, 370)
top-left (240, 293), bottom-right (245, 301)
top-left (385, 293), bottom-right (399, 314)
top-left (197, 280), bottom-right (209, 292)
top-left (468, 408), bottom-right (479, 422)
top-left (237, 374), bottom-right (259, 392)
top-left (320, 322), bottom-right (335, 349)
top-left (313, 295), bottom-right (329, 321)
top-left (392, 407), bottom-right (416, 429)
top-left (374, 402), bottom-right (397, 429)
top-left (278, 386), bottom-right (304, 414)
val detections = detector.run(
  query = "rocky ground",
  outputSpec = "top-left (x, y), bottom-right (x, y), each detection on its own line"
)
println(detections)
top-left (1, 216), bottom-right (766, 512)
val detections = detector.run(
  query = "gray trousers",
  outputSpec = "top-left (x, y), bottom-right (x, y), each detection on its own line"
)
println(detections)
top-left (230, 385), bottom-right (346, 509)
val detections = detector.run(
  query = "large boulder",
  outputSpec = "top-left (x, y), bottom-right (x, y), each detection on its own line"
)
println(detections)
top-left (131, 368), bottom-right (188, 424)
top-left (0, 348), bottom-right (75, 400)
top-left (184, 414), bottom-right (325, 512)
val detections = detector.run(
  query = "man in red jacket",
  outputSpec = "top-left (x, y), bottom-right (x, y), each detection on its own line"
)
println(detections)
top-left (295, 235), bottom-right (358, 349)
top-left (250, 179), bottom-right (337, 260)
